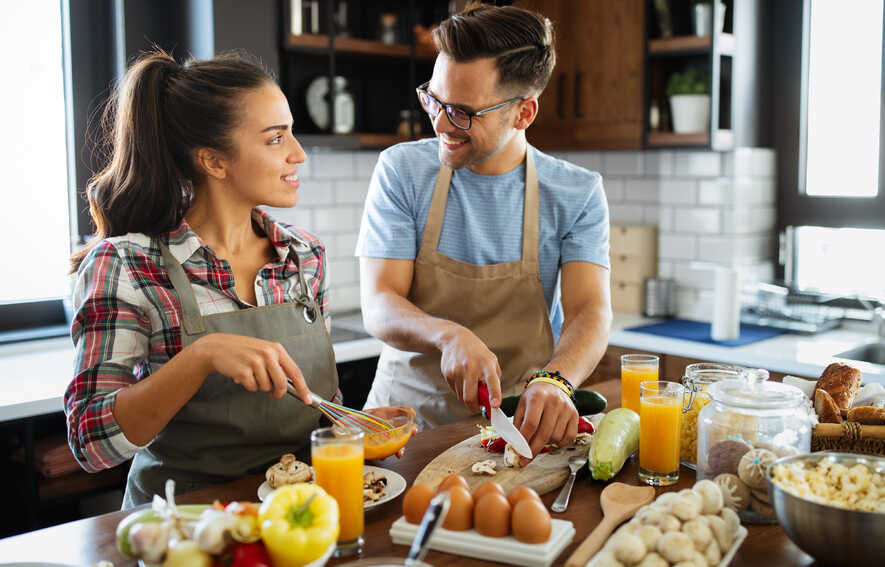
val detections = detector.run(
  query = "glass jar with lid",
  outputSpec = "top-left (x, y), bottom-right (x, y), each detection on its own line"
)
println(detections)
top-left (697, 368), bottom-right (813, 524)
top-left (680, 362), bottom-right (744, 469)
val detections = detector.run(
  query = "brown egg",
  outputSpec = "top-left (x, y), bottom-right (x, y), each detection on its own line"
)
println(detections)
top-left (511, 498), bottom-right (552, 544)
top-left (506, 485), bottom-right (542, 508)
top-left (472, 480), bottom-right (505, 502)
top-left (438, 473), bottom-right (469, 493)
top-left (441, 485), bottom-right (473, 531)
top-left (473, 493), bottom-right (511, 537)
top-left (402, 484), bottom-right (436, 524)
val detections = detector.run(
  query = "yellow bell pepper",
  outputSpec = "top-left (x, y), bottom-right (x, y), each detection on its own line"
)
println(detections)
top-left (258, 483), bottom-right (339, 567)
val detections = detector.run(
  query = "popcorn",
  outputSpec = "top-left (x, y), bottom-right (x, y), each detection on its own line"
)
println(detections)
top-left (770, 460), bottom-right (885, 512)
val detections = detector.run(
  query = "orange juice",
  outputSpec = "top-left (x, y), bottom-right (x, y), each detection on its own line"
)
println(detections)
top-left (313, 443), bottom-right (364, 542)
top-left (639, 395), bottom-right (682, 475)
top-left (621, 365), bottom-right (658, 413)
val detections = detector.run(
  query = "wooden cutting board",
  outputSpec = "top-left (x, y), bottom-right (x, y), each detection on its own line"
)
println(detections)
top-left (414, 431), bottom-right (590, 496)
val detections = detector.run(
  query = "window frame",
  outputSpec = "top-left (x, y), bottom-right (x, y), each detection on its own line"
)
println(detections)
top-left (779, 0), bottom-right (885, 230)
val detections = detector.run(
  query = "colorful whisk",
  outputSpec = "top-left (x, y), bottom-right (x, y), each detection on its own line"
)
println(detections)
top-left (287, 383), bottom-right (394, 434)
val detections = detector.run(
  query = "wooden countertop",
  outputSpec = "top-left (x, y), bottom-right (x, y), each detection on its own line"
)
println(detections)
top-left (0, 380), bottom-right (819, 566)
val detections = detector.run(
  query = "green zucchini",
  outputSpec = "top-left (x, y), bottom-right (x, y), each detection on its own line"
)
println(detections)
top-left (498, 388), bottom-right (607, 417)
top-left (588, 408), bottom-right (640, 481)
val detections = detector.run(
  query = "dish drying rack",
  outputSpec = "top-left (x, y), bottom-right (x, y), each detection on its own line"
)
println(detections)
top-left (740, 283), bottom-right (844, 334)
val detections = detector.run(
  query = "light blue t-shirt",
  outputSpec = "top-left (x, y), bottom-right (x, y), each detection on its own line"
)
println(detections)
top-left (356, 138), bottom-right (610, 340)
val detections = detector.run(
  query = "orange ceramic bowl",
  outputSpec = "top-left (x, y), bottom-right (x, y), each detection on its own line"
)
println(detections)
top-left (363, 408), bottom-right (415, 460)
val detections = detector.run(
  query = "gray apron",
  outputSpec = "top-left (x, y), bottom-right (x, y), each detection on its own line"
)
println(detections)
top-left (122, 242), bottom-right (338, 508)
top-left (364, 148), bottom-right (555, 430)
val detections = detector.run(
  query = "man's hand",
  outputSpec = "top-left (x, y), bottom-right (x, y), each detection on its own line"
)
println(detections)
top-left (439, 327), bottom-right (503, 413)
top-left (513, 381), bottom-right (579, 457)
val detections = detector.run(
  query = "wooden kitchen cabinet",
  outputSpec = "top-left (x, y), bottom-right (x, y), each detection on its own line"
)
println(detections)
top-left (517, 0), bottom-right (645, 150)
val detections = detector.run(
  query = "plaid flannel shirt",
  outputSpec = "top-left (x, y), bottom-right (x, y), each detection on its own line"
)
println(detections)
top-left (66, 208), bottom-right (329, 472)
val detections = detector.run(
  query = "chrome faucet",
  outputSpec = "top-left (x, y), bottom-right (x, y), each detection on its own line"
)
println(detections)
top-left (858, 297), bottom-right (885, 339)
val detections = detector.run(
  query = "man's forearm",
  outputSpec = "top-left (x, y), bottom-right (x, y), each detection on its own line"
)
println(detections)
top-left (362, 290), bottom-right (463, 354)
top-left (544, 303), bottom-right (612, 388)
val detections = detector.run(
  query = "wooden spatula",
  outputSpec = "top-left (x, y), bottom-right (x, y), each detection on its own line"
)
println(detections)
top-left (565, 482), bottom-right (655, 567)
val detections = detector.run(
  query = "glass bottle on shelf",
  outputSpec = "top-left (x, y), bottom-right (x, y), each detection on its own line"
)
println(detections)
top-left (333, 77), bottom-right (355, 135)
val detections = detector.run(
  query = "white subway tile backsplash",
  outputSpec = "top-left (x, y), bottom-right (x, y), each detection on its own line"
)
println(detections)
top-left (603, 151), bottom-right (644, 176)
top-left (296, 154), bottom-right (313, 179)
top-left (673, 207), bottom-right (721, 234)
top-left (310, 151), bottom-right (355, 178)
top-left (722, 207), bottom-right (776, 235)
top-left (566, 151), bottom-right (604, 172)
top-left (722, 147), bottom-right (775, 177)
top-left (335, 180), bottom-right (369, 204)
top-left (670, 260), bottom-right (715, 291)
top-left (330, 283), bottom-right (362, 312)
top-left (698, 178), bottom-right (730, 205)
top-left (642, 205), bottom-right (661, 226)
top-left (674, 151), bottom-right (721, 177)
top-left (659, 179), bottom-right (698, 205)
top-left (602, 178), bottom-right (625, 202)
top-left (644, 151), bottom-right (673, 176)
top-left (262, 206), bottom-right (313, 229)
top-left (313, 206), bottom-right (363, 233)
top-left (751, 148), bottom-right (776, 177)
top-left (734, 178), bottom-right (776, 205)
top-left (355, 151), bottom-right (381, 177)
top-left (659, 234), bottom-right (697, 260)
top-left (658, 207), bottom-right (674, 232)
top-left (328, 258), bottom-right (358, 286)
top-left (696, 235), bottom-right (773, 263)
top-left (625, 179), bottom-right (659, 202)
top-left (297, 180), bottom-right (335, 207)
top-left (334, 232), bottom-right (359, 258)
top-left (658, 259), bottom-right (674, 279)
top-left (609, 203), bottom-right (645, 223)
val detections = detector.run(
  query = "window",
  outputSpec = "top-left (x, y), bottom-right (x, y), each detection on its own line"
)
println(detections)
top-left (792, 226), bottom-right (885, 298)
top-left (0, 1), bottom-right (72, 303)
top-left (801, 0), bottom-right (883, 198)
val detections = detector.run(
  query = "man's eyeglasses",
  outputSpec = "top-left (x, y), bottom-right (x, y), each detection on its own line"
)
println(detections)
top-left (415, 81), bottom-right (526, 131)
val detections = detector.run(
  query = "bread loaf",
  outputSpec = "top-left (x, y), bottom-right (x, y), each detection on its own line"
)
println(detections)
top-left (814, 389), bottom-right (843, 424)
top-left (846, 405), bottom-right (885, 425)
top-left (814, 362), bottom-right (861, 411)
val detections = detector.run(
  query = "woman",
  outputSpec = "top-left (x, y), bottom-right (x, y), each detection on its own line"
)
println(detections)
top-left (66, 49), bottom-right (401, 508)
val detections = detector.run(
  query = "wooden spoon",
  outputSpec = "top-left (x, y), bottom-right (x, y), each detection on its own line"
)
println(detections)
top-left (565, 482), bottom-right (655, 567)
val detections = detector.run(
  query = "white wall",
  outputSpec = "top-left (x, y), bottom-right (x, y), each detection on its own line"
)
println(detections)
top-left (266, 146), bottom-right (777, 321)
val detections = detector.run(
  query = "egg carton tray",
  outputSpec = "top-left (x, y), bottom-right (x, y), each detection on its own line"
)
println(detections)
top-left (390, 516), bottom-right (575, 567)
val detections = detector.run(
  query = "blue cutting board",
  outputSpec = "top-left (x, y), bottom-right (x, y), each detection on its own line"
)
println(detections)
top-left (625, 319), bottom-right (784, 347)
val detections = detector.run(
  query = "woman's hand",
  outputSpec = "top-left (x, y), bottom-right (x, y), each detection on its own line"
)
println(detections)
top-left (363, 405), bottom-right (418, 458)
top-left (190, 333), bottom-right (311, 403)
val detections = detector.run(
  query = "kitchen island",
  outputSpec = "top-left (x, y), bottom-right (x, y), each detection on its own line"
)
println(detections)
top-left (0, 380), bottom-right (817, 566)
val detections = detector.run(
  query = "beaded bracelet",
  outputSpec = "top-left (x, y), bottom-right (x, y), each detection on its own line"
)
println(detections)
top-left (525, 370), bottom-right (575, 400)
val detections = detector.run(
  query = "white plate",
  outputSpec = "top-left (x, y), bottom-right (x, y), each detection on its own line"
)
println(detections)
top-left (258, 465), bottom-right (407, 511)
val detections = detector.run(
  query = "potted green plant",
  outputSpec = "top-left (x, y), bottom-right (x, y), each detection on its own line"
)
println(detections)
top-left (666, 69), bottom-right (710, 134)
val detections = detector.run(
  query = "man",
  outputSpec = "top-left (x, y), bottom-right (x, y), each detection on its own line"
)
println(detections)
top-left (357, 3), bottom-right (611, 457)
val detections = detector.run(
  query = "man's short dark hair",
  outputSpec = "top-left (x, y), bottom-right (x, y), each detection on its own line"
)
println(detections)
top-left (432, 3), bottom-right (556, 96)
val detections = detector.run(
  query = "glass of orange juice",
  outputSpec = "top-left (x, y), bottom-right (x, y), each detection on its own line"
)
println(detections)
top-left (638, 381), bottom-right (690, 486)
top-left (311, 426), bottom-right (365, 557)
top-left (621, 354), bottom-right (659, 414)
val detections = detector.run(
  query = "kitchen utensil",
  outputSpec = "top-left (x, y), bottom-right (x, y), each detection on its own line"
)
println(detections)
top-left (478, 383), bottom-right (532, 458)
top-left (414, 432), bottom-right (585, 496)
top-left (406, 491), bottom-right (450, 566)
top-left (288, 384), bottom-right (394, 433)
top-left (643, 277), bottom-right (675, 318)
top-left (564, 482), bottom-right (655, 567)
top-left (768, 451), bottom-right (885, 567)
top-left (550, 455), bottom-right (587, 513)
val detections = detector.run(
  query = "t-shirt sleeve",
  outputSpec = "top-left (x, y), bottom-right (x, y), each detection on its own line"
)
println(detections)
top-left (562, 172), bottom-right (610, 269)
top-left (355, 149), bottom-right (418, 260)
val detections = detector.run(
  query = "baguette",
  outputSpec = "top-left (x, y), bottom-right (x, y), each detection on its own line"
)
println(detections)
top-left (847, 405), bottom-right (885, 425)
top-left (814, 389), bottom-right (843, 424)
top-left (814, 363), bottom-right (861, 411)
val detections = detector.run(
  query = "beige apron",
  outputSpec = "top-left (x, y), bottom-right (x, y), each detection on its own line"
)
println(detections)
top-left (122, 242), bottom-right (338, 508)
top-left (364, 148), bottom-right (555, 430)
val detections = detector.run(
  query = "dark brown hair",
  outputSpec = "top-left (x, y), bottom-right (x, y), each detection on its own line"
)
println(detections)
top-left (432, 2), bottom-right (556, 96)
top-left (70, 49), bottom-right (275, 272)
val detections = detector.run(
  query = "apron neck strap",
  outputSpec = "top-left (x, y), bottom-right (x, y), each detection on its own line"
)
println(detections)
top-left (421, 145), bottom-right (540, 264)
top-left (160, 242), bottom-right (206, 335)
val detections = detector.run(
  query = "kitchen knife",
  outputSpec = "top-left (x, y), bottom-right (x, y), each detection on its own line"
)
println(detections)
top-left (478, 383), bottom-right (533, 459)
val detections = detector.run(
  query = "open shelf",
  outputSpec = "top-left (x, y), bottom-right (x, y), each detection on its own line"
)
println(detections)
top-left (646, 131), bottom-right (711, 147)
top-left (296, 133), bottom-right (432, 150)
top-left (287, 34), bottom-right (436, 60)
top-left (649, 33), bottom-right (734, 56)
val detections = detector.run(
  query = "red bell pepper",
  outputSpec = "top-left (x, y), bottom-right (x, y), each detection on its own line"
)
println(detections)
top-left (486, 437), bottom-right (506, 453)
top-left (578, 416), bottom-right (594, 434)
top-left (214, 542), bottom-right (273, 567)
